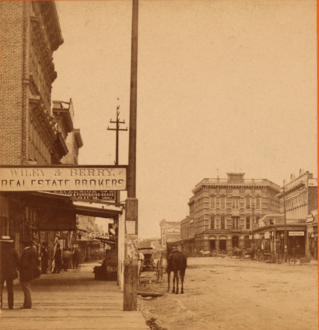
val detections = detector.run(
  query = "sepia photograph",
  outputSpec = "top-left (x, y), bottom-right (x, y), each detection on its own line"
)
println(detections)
top-left (0, 1), bottom-right (317, 329)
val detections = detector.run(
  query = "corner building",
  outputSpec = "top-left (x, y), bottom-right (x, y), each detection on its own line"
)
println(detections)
top-left (188, 173), bottom-right (280, 254)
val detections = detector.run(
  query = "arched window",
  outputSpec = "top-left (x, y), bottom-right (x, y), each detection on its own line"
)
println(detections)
top-left (221, 216), bottom-right (225, 229)
top-left (211, 215), bottom-right (215, 230)
top-left (246, 216), bottom-right (250, 229)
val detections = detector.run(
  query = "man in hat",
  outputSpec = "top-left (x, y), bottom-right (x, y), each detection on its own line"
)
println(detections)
top-left (40, 242), bottom-right (48, 274)
top-left (19, 237), bottom-right (40, 309)
top-left (0, 236), bottom-right (19, 310)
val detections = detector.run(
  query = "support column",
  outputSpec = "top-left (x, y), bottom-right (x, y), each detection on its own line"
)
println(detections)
top-left (215, 239), bottom-right (220, 251)
top-left (226, 238), bottom-right (232, 252)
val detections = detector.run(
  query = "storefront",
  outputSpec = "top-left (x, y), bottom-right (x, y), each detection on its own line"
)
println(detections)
top-left (306, 210), bottom-right (318, 260)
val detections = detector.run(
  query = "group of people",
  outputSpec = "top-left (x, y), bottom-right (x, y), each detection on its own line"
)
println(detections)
top-left (1, 236), bottom-right (40, 310)
top-left (51, 244), bottom-right (79, 273)
top-left (1, 236), bottom-right (80, 310)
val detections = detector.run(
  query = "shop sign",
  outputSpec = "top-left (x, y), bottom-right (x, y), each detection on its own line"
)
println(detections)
top-left (0, 166), bottom-right (127, 191)
top-left (45, 190), bottom-right (115, 201)
top-left (289, 231), bottom-right (304, 236)
top-left (264, 232), bottom-right (270, 239)
top-left (255, 233), bottom-right (260, 239)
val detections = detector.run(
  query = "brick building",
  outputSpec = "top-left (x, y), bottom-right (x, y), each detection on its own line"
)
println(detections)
top-left (159, 219), bottom-right (181, 247)
top-left (0, 1), bottom-right (65, 165)
top-left (0, 1), bottom-right (72, 257)
top-left (185, 173), bottom-right (280, 254)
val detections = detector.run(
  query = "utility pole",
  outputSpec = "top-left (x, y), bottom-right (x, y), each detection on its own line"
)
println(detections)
top-left (107, 105), bottom-right (128, 167)
top-left (124, 0), bottom-right (139, 311)
top-left (283, 184), bottom-right (288, 262)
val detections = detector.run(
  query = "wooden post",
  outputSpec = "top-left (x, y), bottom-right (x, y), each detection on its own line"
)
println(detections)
top-left (123, 198), bottom-right (138, 311)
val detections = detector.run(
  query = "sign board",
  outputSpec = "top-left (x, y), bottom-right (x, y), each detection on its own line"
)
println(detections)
top-left (308, 179), bottom-right (318, 187)
top-left (289, 231), bottom-right (304, 236)
top-left (264, 232), bottom-right (270, 239)
top-left (126, 221), bottom-right (136, 235)
top-left (307, 215), bottom-right (314, 223)
top-left (0, 166), bottom-right (127, 192)
top-left (44, 190), bottom-right (115, 201)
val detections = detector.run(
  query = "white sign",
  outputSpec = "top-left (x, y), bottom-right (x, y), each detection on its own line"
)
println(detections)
top-left (264, 232), bottom-right (270, 239)
top-left (308, 179), bottom-right (318, 187)
top-left (0, 166), bottom-right (127, 191)
top-left (289, 231), bottom-right (304, 236)
top-left (126, 221), bottom-right (136, 235)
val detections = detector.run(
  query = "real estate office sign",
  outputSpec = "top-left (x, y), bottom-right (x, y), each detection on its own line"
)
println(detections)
top-left (0, 166), bottom-right (127, 192)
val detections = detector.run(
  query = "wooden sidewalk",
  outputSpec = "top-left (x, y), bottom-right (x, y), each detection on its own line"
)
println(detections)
top-left (0, 263), bottom-right (149, 330)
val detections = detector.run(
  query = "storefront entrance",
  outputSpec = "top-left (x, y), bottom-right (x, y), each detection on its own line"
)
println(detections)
top-left (210, 240), bottom-right (215, 251)
top-left (219, 240), bottom-right (226, 252)
top-left (232, 236), bottom-right (239, 248)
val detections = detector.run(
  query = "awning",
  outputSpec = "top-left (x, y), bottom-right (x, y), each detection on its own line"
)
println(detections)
top-left (73, 204), bottom-right (121, 219)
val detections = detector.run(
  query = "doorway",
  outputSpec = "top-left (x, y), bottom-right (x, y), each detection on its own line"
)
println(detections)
top-left (232, 236), bottom-right (239, 248)
top-left (219, 240), bottom-right (226, 252)
top-left (210, 240), bottom-right (215, 251)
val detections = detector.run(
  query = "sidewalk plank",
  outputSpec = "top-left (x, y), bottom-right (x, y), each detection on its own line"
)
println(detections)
top-left (0, 263), bottom-right (148, 330)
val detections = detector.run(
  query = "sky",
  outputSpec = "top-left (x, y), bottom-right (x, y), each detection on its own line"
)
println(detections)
top-left (52, 0), bottom-right (317, 238)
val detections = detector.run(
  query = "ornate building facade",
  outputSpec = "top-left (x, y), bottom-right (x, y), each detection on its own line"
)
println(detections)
top-left (186, 173), bottom-right (280, 254)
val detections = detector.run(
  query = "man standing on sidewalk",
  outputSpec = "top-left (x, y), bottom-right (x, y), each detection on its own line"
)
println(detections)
top-left (19, 237), bottom-right (40, 309)
top-left (0, 236), bottom-right (19, 310)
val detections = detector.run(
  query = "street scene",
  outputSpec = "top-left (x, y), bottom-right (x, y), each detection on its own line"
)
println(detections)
top-left (0, 1), bottom-right (317, 330)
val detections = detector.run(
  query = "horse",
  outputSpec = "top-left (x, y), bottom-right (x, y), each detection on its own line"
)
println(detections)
top-left (166, 243), bottom-right (187, 294)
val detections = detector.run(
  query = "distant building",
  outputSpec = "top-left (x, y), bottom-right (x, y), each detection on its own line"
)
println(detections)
top-left (138, 238), bottom-right (161, 249)
top-left (160, 219), bottom-right (181, 247)
top-left (185, 173), bottom-right (280, 254)
top-left (253, 170), bottom-right (318, 259)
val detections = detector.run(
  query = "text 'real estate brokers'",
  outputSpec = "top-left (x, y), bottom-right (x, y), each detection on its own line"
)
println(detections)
top-left (0, 166), bottom-right (127, 191)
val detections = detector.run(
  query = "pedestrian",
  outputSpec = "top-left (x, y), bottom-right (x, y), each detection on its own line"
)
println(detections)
top-left (251, 243), bottom-right (255, 260)
top-left (62, 248), bottom-right (72, 271)
top-left (0, 236), bottom-right (19, 310)
top-left (72, 247), bottom-right (79, 269)
top-left (296, 244), bottom-right (301, 260)
top-left (53, 243), bottom-right (62, 273)
top-left (40, 242), bottom-right (48, 274)
top-left (19, 237), bottom-right (41, 309)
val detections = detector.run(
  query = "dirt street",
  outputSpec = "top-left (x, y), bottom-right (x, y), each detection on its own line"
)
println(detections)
top-left (138, 257), bottom-right (318, 330)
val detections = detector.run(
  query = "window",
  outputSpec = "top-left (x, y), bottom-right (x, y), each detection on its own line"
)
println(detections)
top-left (210, 197), bottom-right (215, 209)
top-left (221, 197), bottom-right (226, 210)
top-left (256, 197), bottom-right (261, 209)
top-left (216, 198), bottom-right (220, 208)
top-left (221, 216), bottom-right (225, 229)
top-left (232, 217), bottom-right (239, 230)
top-left (246, 217), bottom-right (250, 229)
top-left (246, 197), bottom-right (251, 209)
top-left (232, 197), bottom-right (239, 209)
top-left (211, 215), bottom-right (215, 230)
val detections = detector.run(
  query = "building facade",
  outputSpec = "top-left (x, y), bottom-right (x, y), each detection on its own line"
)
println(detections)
top-left (186, 173), bottom-right (280, 254)
top-left (252, 170), bottom-right (318, 259)
top-left (159, 219), bottom-right (181, 247)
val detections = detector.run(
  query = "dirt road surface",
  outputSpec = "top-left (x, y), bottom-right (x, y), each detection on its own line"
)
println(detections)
top-left (138, 257), bottom-right (318, 330)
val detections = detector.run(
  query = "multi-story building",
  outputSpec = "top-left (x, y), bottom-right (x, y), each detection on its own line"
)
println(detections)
top-left (253, 170), bottom-right (318, 259)
top-left (0, 1), bottom-right (76, 259)
top-left (0, 1), bottom-right (65, 166)
top-left (186, 173), bottom-right (280, 254)
top-left (159, 219), bottom-right (181, 247)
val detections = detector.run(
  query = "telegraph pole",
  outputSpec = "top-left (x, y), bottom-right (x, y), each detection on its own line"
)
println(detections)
top-left (107, 104), bottom-right (127, 205)
top-left (107, 105), bottom-right (128, 166)
top-left (124, 0), bottom-right (139, 311)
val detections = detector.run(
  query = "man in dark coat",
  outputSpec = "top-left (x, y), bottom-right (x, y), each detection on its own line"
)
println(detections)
top-left (0, 236), bottom-right (19, 310)
top-left (19, 238), bottom-right (40, 309)
top-left (41, 242), bottom-right (49, 274)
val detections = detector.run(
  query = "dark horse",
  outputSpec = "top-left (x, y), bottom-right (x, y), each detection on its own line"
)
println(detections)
top-left (166, 243), bottom-right (187, 294)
